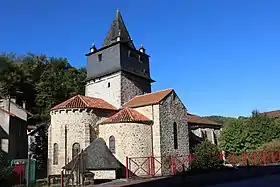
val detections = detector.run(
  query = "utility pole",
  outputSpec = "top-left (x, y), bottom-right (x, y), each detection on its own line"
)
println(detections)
top-left (26, 153), bottom-right (31, 187)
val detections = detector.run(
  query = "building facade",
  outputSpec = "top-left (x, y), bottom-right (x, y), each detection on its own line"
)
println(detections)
top-left (0, 95), bottom-right (30, 160)
top-left (47, 10), bottom-right (220, 181)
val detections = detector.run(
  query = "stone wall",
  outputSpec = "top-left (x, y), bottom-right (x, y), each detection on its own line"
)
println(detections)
top-left (48, 108), bottom-right (114, 175)
top-left (85, 72), bottom-right (151, 109)
top-left (120, 73), bottom-right (151, 105)
top-left (99, 122), bottom-right (152, 177)
top-left (85, 72), bottom-right (122, 108)
top-left (159, 91), bottom-right (189, 174)
top-left (133, 105), bottom-right (162, 175)
top-left (191, 126), bottom-right (221, 144)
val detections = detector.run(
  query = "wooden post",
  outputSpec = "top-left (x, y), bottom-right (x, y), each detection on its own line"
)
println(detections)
top-left (171, 157), bottom-right (175, 175)
top-left (81, 149), bottom-right (84, 185)
top-left (125, 157), bottom-right (129, 179)
top-left (78, 153), bottom-right (80, 185)
top-left (60, 170), bottom-right (64, 187)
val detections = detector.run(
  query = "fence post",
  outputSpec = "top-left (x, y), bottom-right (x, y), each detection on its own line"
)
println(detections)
top-left (243, 152), bottom-right (248, 166)
top-left (125, 157), bottom-right (129, 179)
top-left (253, 152), bottom-right (257, 165)
top-left (149, 156), bottom-right (155, 177)
top-left (262, 152), bottom-right (267, 165)
top-left (61, 170), bottom-right (64, 187)
top-left (170, 156), bottom-right (175, 175)
top-left (271, 152), bottom-right (275, 163)
top-left (231, 153), bottom-right (236, 166)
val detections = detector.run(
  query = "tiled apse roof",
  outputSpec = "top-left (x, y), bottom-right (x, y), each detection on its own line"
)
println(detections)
top-left (100, 107), bottom-right (152, 125)
top-left (51, 95), bottom-right (117, 111)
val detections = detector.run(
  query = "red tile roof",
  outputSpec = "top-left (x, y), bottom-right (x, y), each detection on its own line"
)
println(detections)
top-left (187, 113), bottom-right (221, 126)
top-left (262, 110), bottom-right (280, 117)
top-left (100, 107), bottom-right (153, 125)
top-left (123, 88), bottom-right (173, 108)
top-left (51, 95), bottom-right (117, 111)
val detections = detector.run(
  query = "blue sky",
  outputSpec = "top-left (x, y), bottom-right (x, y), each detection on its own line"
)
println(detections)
top-left (1, 0), bottom-right (280, 117)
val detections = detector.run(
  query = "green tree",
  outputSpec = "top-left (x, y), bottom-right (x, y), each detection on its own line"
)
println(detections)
top-left (0, 53), bottom-right (87, 178)
top-left (219, 110), bottom-right (280, 154)
top-left (219, 118), bottom-right (247, 154)
top-left (191, 140), bottom-right (224, 170)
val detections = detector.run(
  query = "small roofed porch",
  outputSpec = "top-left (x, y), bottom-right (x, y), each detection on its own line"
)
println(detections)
top-left (61, 138), bottom-right (127, 186)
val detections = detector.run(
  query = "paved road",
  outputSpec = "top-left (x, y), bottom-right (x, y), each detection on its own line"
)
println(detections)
top-left (207, 174), bottom-right (280, 187)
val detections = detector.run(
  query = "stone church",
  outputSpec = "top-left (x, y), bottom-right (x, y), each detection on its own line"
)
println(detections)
top-left (47, 10), bottom-right (221, 180)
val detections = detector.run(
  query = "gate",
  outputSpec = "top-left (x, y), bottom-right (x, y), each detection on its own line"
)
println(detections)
top-left (12, 164), bottom-right (25, 185)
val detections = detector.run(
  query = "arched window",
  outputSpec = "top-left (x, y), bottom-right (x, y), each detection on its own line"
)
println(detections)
top-left (173, 122), bottom-right (178, 149)
top-left (53, 143), bottom-right (58, 165)
top-left (109, 136), bottom-right (115, 154)
top-left (72, 143), bottom-right (80, 159)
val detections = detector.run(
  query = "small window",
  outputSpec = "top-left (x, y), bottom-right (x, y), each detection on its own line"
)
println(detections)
top-left (53, 143), bottom-right (58, 165)
top-left (72, 143), bottom-right (80, 159)
top-left (98, 54), bottom-right (102, 62)
top-left (173, 122), bottom-right (178, 149)
top-left (109, 136), bottom-right (115, 154)
top-left (139, 56), bottom-right (144, 62)
top-left (108, 82), bottom-right (110, 88)
top-left (128, 51), bottom-right (137, 58)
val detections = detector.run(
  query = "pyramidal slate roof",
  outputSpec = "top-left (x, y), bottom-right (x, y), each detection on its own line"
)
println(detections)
top-left (51, 95), bottom-right (117, 111)
top-left (63, 138), bottom-right (121, 170)
top-left (100, 107), bottom-right (153, 125)
top-left (102, 9), bottom-right (135, 49)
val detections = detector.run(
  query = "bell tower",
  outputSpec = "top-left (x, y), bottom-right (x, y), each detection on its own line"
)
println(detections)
top-left (85, 10), bottom-right (155, 108)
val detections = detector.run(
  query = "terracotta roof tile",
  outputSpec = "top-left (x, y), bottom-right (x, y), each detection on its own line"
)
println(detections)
top-left (51, 95), bottom-right (117, 111)
top-left (187, 113), bottom-right (221, 126)
top-left (262, 110), bottom-right (280, 117)
top-left (100, 108), bottom-right (152, 125)
top-left (123, 88), bottom-right (173, 108)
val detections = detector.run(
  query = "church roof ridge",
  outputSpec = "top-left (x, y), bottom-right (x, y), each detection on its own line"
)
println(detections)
top-left (136, 88), bottom-right (173, 98)
top-left (187, 113), bottom-right (221, 126)
top-left (51, 95), bottom-right (117, 111)
top-left (122, 88), bottom-right (174, 108)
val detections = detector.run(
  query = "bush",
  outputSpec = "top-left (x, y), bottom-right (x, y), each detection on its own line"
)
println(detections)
top-left (191, 140), bottom-right (224, 170)
top-left (219, 111), bottom-right (280, 155)
top-left (0, 151), bottom-right (13, 182)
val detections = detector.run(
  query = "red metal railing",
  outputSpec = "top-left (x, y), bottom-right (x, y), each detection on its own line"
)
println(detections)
top-left (125, 151), bottom-right (280, 178)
